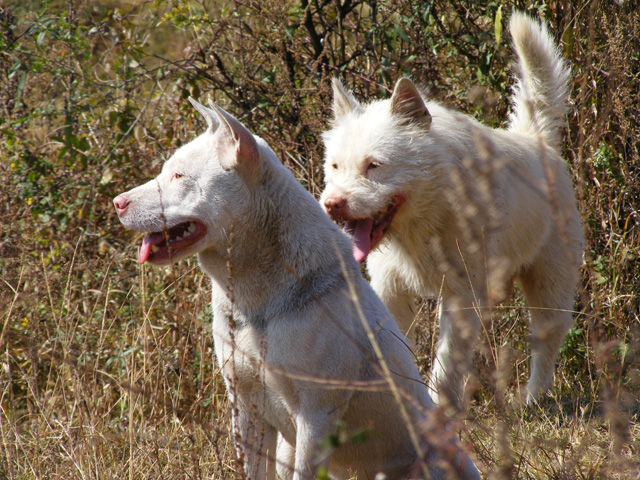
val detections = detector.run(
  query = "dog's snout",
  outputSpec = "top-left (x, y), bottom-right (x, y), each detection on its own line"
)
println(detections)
top-left (113, 194), bottom-right (130, 216)
top-left (323, 196), bottom-right (347, 219)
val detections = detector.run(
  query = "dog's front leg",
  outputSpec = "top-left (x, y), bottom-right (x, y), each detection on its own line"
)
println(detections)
top-left (275, 433), bottom-right (296, 480)
top-left (429, 296), bottom-right (482, 406)
top-left (291, 410), bottom-right (339, 480)
top-left (231, 400), bottom-right (278, 479)
top-left (368, 264), bottom-right (419, 344)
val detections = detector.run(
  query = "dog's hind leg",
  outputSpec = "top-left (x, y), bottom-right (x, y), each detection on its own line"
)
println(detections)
top-left (519, 241), bottom-right (580, 404)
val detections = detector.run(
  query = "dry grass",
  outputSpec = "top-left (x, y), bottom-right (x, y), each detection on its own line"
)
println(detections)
top-left (1, 0), bottom-right (638, 478)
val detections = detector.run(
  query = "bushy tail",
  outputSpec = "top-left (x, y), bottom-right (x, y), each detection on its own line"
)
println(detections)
top-left (508, 12), bottom-right (570, 150)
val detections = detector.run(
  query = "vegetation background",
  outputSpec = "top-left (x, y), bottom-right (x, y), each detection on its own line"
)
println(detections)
top-left (1, 0), bottom-right (638, 478)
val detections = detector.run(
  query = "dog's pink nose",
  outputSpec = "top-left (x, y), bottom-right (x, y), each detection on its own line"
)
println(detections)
top-left (324, 196), bottom-right (347, 219)
top-left (113, 194), bottom-right (130, 216)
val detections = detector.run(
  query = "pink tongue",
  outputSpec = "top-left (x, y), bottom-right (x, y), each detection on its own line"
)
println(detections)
top-left (139, 232), bottom-right (165, 264)
top-left (351, 218), bottom-right (374, 263)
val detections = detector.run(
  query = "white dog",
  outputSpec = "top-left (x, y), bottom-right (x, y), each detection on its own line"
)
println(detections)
top-left (320, 12), bottom-right (584, 405)
top-left (113, 99), bottom-right (480, 479)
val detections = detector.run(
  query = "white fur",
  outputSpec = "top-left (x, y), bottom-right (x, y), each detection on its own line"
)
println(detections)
top-left (114, 99), bottom-right (480, 479)
top-left (320, 12), bottom-right (584, 405)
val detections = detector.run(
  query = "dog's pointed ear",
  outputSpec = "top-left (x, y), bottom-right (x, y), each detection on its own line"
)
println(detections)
top-left (209, 102), bottom-right (260, 183)
top-left (331, 78), bottom-right (363, 121)
top-left (188, 97), bottom-right (220, 132)
top-left (390, 78), bottom-right (431, 130)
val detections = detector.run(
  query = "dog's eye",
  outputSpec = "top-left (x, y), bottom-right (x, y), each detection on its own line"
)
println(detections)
top-left (367, 162), bottom-right (379, 170)
top-left (172, 172), bottom-right (183, 180)
top-left (331, 163), bottom-right (338, 170)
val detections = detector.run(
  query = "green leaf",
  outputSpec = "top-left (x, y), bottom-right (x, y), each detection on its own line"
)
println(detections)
top-left (37, 30), bottom-right (47, 48)
top-left (562, 24), bottom-right (574, 57)
top-left (285, 25), bottom-right (296, 39)
top-left (16, 72), bottom-right (27, 103)
top-left (494, 5), bottom-right (503, 45)
top-left (395, 25), bottom-right (410, 43)
top-left (8, 61), bottom-right (21, 79)
top-left (461, 34), bottom-right (478, 46)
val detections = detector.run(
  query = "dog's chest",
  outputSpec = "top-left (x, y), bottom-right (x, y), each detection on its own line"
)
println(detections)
top-left (372, 237), bottom-right (443, 295)
top-left (211, 306), bottom-right (298, 430)
top-left (211, 309), bottom-right (263, 380)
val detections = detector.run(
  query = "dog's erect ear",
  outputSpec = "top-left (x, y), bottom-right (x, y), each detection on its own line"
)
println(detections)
top-left (331, 78), bottom-right (363, 121)
top-left (188, 97), bottom-right (220, 133)
top-left (390, 78), bottom-right (431, 130)
top-left (209, 102), bottom-right (260, 183)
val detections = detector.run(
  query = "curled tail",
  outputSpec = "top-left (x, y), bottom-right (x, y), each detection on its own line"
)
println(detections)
top-left (508, 12), bottom-right (570, 150)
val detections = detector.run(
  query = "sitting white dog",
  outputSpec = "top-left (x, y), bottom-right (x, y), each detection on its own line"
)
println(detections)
top-left (113, 98), bottom-right (480, 479)
top-left (320, 12), bottom-right (584, 405)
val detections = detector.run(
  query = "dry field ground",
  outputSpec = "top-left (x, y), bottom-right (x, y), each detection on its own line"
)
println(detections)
top-left (1, 1), bottom-right (638, 478)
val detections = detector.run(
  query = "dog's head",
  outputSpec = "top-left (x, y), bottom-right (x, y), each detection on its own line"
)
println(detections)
top-left (113, 99), bottom-right (262, 265)
top-left (321, 78), bottom-right (432, 263)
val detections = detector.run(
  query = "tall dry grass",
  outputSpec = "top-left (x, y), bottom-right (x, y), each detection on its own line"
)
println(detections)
top-left (1, 1), bottom-right (638, 478)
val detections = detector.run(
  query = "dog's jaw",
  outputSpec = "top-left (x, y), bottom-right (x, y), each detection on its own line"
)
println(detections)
top-left (342, 194), bottom-right (405, 263)
top-left (138, 220), bottom-right (208, 265)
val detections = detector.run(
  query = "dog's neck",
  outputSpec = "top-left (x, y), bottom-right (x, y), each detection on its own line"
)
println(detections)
top-left (197, 154), bottom-right (355, 326)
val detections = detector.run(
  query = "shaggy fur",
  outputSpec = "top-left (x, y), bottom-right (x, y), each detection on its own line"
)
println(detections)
top-left (320, 12), bottom-right (584, 405)
top-left (113, 99), bottom-right (480, 479)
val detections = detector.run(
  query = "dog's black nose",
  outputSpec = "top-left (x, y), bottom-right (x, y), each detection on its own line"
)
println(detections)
top-left (113, 194), bottom-right (130, 216)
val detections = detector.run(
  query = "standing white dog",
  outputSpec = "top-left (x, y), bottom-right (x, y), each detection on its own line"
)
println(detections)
top-left (113, 99), bottom-right (480, 479)
top-left (320, 12), bottom-right (584, 405)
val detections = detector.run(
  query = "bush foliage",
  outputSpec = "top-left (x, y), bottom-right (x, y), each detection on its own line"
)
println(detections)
top-left (1, 0), bottom-right (638, 478)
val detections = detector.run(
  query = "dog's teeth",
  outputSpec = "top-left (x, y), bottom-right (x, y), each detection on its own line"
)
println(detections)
top-left (151, 245), bottom-right (160, 253)
top-left (188, 222), bottom-right (196, 233)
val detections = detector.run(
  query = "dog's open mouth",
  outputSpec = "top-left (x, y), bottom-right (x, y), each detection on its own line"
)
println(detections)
top-left (343, 195), bottom-right (405, 263)
top-left (138, 220), bottom-right (207, 264)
